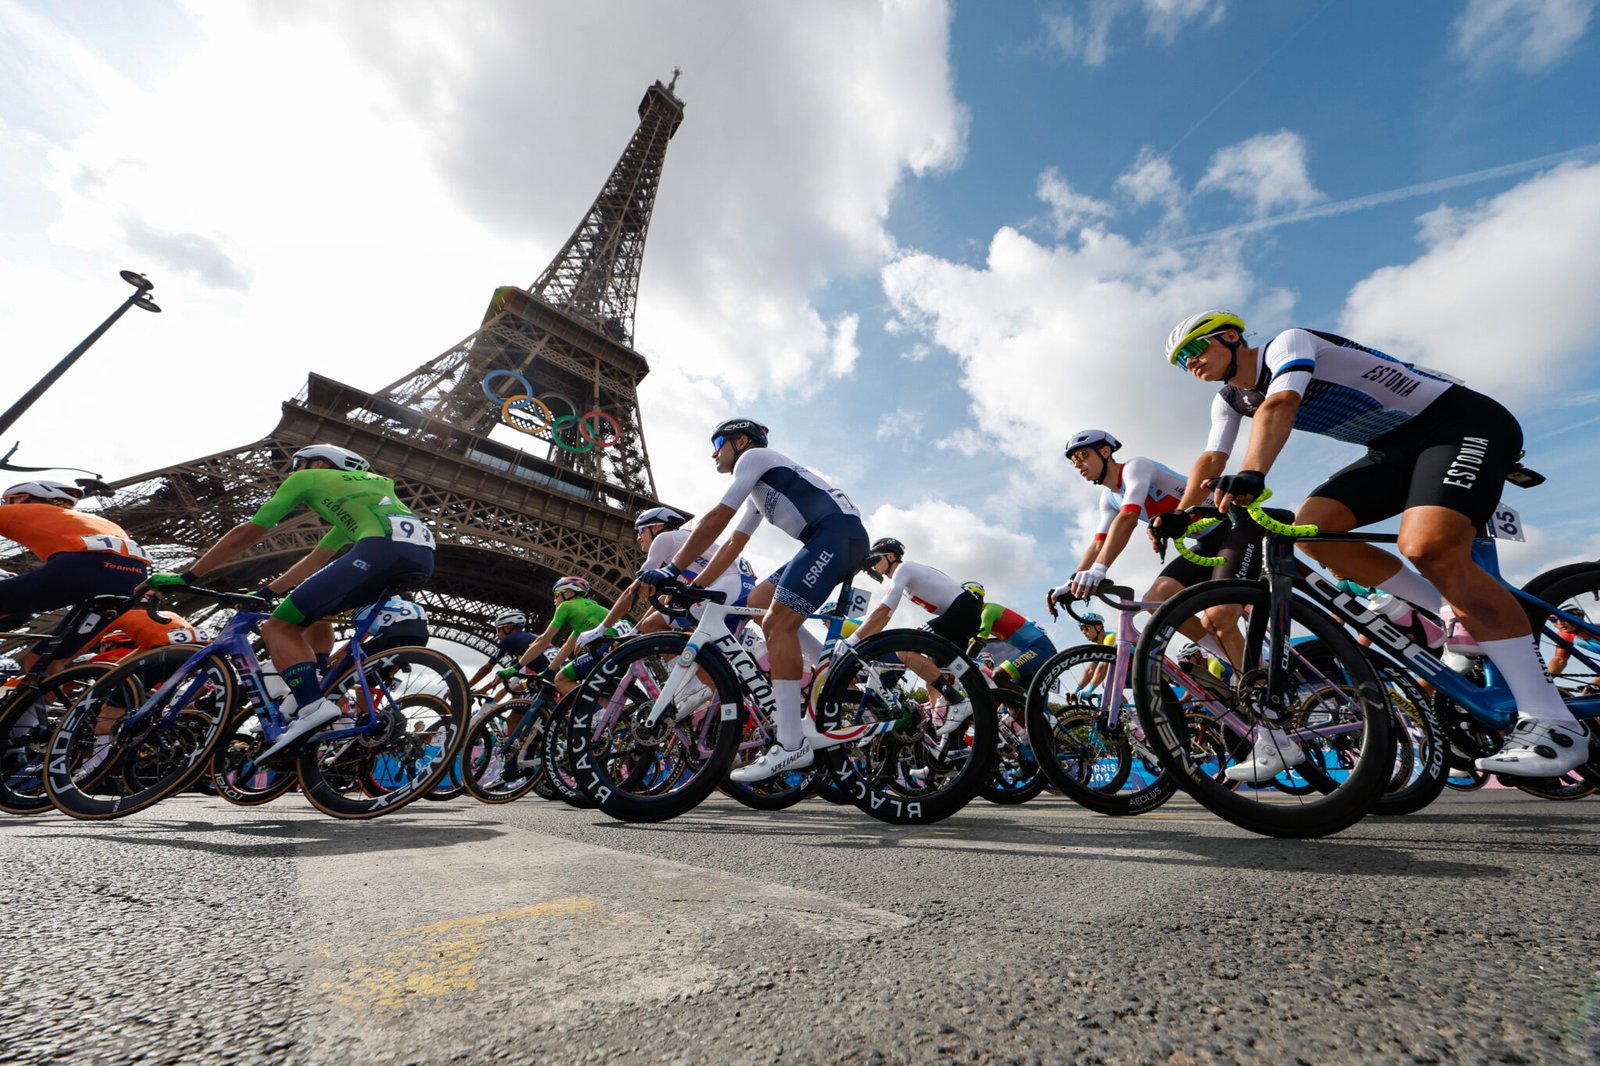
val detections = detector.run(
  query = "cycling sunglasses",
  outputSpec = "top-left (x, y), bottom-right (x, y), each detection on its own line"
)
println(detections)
top-left (1173, 334), bottom-right (1218, 369)
top-left (711, 435), bottom-right (727, 452)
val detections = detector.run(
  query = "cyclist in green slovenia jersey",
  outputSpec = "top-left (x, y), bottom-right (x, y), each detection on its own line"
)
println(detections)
top-left (144, 444), bottom-right (436, 758)
top-left (514, 576), bottom-right (624, 697)
top-left (1165, 310), bottom-right (1583, 778)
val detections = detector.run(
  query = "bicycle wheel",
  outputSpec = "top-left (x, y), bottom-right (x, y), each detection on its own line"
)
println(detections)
top-left (813, 630), bottom-right (995, 825)
top-left (209, 707), bottom-right (299, 806)
top-left (46, 647), bottom-right (236, 820)
top-left (1133, 579), bottom-right (1391, 838)
top-left (564, 633), bottom-right (744, 822)
top-left (542, 693), bottom-right (597, 809)
top-left (1023, 644), bottom-right (1179, 816)
top-left (1520, 563), bottom-right (1600, 776)
top-left (295, 647), bottom-right (468, 820)
top-left (461, 699), bottom-right (548, 804)
top-left (0, 663), bottom-right (111, 816)
top-left (978, 689), bottom-right (1047, 805)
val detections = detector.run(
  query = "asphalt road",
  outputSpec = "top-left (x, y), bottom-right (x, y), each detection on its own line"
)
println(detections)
top-left (2, 790), bottom-right (1597, 1065)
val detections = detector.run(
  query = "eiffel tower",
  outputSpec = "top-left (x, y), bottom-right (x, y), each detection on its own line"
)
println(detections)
top-left (78, 76), bottom-right (688, 655)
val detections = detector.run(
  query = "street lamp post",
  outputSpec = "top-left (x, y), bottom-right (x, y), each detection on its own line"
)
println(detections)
top-left (0, 270), bottom-right (161, 439)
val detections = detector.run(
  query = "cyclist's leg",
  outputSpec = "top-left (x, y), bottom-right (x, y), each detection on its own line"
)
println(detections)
top-left (1153, 538), bottom-right (1239, 665)
top-left (0, 553), bottom-right (146, 672)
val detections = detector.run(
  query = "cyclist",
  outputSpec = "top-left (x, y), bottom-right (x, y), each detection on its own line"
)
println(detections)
top-left (967, 589), bottom-right (1058, 690)
top-left (1548, 604), bottom-right (1600, 684)
top-left (345, 592), bottom-right (429, 657)
top-left (469, 610), bottom-right (536, 696)
top-left (576, 506), bottom-right (758, 646)
top-left (0, 480), bottom-right (151, 672)
top-left (1073, 610), bottom-right (1115, 695)
top-left (1165, 310), bottom-right (1584, 777)
top-left (638, 418), bottom-right (869, 783)
top-left (844, 538), bottom-right (982, 737)
top-left (145, 444), bottom-right (435, 759)
top-left (85, 606), bottom-right (199, 662)
top-left (514, 576), bottom-right (623, 697)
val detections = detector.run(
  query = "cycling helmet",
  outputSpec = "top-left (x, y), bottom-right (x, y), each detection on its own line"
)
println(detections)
top-left (961, 581), bottom-right (985, 600)
top-left (866, 537), bottom-right (906, 565)
top-left (710, 418), bottom-right (769, 449)
top-left (1165, 311), bottom-right (1246, 367)
top-left (634, 506), bottom-right (688, 531)
top-left (1179, 642), bottom-right (1204, 659)
top-left (552, 576), bottom-right (591, 597)
top-left (2, 480), bottom-right (83, 504)
top-left (1079, 611), bottom-right (1105, 625)
top-left (291, 444), bottom-right (370, 472)
top-left (1064, 429), bottom-right (1121, 457)
top-left (492, 610), bottom-right (527, 629)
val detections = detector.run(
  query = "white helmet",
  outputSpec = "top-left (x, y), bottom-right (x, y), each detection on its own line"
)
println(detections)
top-left (2, 480), bottom-right (83, 504)
top-left (634, 506), bottom-right (688, 531)
top-left (492, 610), bottom-right (527, 629)
top-left (291, 444), bottom-right (370, 472)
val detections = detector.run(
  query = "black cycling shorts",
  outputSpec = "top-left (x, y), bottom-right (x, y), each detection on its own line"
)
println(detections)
top-left (926, 591), bottom-right (984, 646)
top-left (1309, 385), bottom-right (1522, 529)
top-left (1159, 509), bottom-right (1292, 588)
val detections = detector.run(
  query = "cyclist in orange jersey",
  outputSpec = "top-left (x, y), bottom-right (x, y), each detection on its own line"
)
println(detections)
top-left (0, 480), bottom-right (150, 670)
top-left (89, 607), bottom-right (199, 661)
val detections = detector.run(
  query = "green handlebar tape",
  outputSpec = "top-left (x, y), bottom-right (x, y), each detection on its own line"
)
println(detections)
top-left (496, 666), bottom-right (520, 679)
top-left (147, 572), bottom-right (189, 590)
top-left (1244, 500), bottom-right (1320, 537)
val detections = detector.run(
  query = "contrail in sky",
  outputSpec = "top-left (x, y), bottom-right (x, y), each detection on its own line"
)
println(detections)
top-left (1166, 143), bottom-right (1600, 248)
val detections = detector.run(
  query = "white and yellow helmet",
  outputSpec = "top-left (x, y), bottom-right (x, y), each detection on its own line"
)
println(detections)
top-left (1164, 311), bottom-right (1246, 367)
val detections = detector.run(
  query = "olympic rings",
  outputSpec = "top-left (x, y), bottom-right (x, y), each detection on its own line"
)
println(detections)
top-left (481, 369), bottom-right (623, 452)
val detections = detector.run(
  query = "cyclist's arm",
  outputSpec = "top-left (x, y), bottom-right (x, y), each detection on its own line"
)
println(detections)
top-left (1093, 510), bottom-right (1141, 568)
top-left (1549, 646), bottom-right (1570, 676)
top-left (267, 545), bottom-right (338, 594)
top-left (186, 520), bottom-right (270, 581)
top-left (1176, 451), bottom-right (1228, 510)
top-left (694, 525), bottom-right (750, 588)
top-left (1232, 391), bottom-right (1301, 489)
top-left (549, 633), bottom-right (578, 672)
top-left (668, 504), bottom-right (737, 574)
top-left (516, 624), bottom-right (562, 668)
top-left (851, 603), bottom-right (893, 643)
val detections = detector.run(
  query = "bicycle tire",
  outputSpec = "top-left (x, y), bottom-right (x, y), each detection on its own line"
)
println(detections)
top-left (0, 662), bottom-right (112, 816)
top-left (295, 646), bottom-right (468, 820)
top-left (565, 633), bottom-right (744, 822)
top-left (1518, 562), bottom-right (1600, 777)
top-left (815, 629), bottom-right (995, 825)
top-left (978, 688), bottom-right (1047, 805)
top-left (461, 699), bottom-right (548, 804)
top-left (542, 692), bottom-right (597, 810)
top-left (1132, 579), bottom-right (1391, 838)
top-left (1023, 644), bottom-right (1178, 816)
top-left (720, 696), bottom-right (823, 811)
top-left (46, 646), bottom-right (236, 820)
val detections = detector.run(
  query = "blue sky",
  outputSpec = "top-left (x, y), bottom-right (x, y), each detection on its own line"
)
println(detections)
top-left (3, 1), bottom-right (1599, 643)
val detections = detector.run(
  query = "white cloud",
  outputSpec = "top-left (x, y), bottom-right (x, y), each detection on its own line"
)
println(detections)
top-left (1339, 161), bottom-right (1600, 402)
top-left (1037, 167), bottom-right (1112, 234)
top-left (864, 500), bottom-right (1050, 623)
top-left (1197, 130), bottom-right (1323, 217)
top-left (1451, 0), bottom-right (1596, 73)
top-left (1040, 0), bottom-right (1224, 66)
top-left (874, 408), bottom-right (924, 443)
top-left (1114, 146), bottom-right (1186, 231)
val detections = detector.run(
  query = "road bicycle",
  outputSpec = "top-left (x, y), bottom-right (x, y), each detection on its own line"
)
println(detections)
top-left (0, 593), bottom-right (133, 814)
top-left (1132, 497), bottom-right (1600, 837)
top-left (47, 584), bottom-right (468, 820)
top-left (564, 576), bottom-right (995, 825)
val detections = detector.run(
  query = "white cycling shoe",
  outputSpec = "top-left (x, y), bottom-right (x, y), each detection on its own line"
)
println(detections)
top-left (935, 700), bottom-right (973, 738)
top-left (1475, 718), bottom-right (1589, 777)
top-left (1224, 728), bottom-right (1304, 783)
top-left (257, 698), bottom-right (341, 760)
top-left (729, 743), bottom-right (813, 784)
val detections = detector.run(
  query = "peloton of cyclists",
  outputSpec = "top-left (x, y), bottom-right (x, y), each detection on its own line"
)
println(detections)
top-left (1164, 310), bottom-right (1584, 778)
top-left (514, 576), bottom-right (625, 697)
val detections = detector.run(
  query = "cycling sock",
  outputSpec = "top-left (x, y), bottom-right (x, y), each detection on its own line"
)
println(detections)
top-left (774, 679), bottom-right (803, 749)
top-left (281, 661), bottom-right (323, 712)
top-left (1375, 566), bottom-right (1443, 615)
top-left (314, 652), bottom-right (330, 675)
top-left (1477, 635), bottom-right (1577, 723)
top-left (934, 679), bottom-right (962, 704)
top-left (797, 627), bottom-right (824, 667)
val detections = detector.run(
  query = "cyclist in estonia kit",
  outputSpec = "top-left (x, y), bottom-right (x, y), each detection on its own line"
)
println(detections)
top-left (969, 593), bottom-right (1058, 689)
top-left (470, 611), bottom-right (536, 695)
top-left (146, 444), bottom-right (436, 758)
top-left (576, 506), bottom-right (759, 648)
top-left (514, 576), bottom-right (623, 697)
top-left (844, 538), bottom-right (983, 738)
top-left (1166, 310), bottom-right (1584, 777)
top-left (638, 418), bottom-right (870, 784)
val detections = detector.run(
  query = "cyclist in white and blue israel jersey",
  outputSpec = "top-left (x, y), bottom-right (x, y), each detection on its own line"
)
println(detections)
top-left (637, 418), bottom-right (870, 784)
top-left (1168, 311), bottom-right (1585, 780)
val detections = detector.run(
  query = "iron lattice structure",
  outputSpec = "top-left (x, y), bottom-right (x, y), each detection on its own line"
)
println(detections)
top-left (24, 77), bottom-right (689, 652)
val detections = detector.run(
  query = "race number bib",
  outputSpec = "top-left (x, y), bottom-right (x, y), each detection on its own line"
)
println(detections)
top-left (1486, 503), bottom-right (1525, 543)
top-left (388, 515), bottom-right (437, 548)
top-left (80, 535), bottom-right (152, 563)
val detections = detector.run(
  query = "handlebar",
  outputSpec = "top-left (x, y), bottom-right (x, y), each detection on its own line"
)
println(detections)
top-left (646, 579), bottom-right (728, 620)
top-left (161, 584), bottom-right (272, 611)
top-left (1059, 583), bottom-right (1136, 623)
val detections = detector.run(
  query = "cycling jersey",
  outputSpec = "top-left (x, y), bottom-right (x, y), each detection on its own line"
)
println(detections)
top-left (550, 597), bottom-right (616, 640)
top-left (1206, 329), bottom-right (1457, 453)
top-left (644, 529), bottom-right (757, 609)
top-left (0, 504), bottom-right (150, 563)
top-left (1095, 456), bottom-right (1186, 538)
top-left (98, 609), bottom-right (198, 652)
top-left (251, 468), bottom-right (432, 551)
top-left (724, 448), bottom-right (861, 541)
top-left (351, 596), bottom-right (428, 634)
top-left (879, 560), bottom-right (964, 617)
